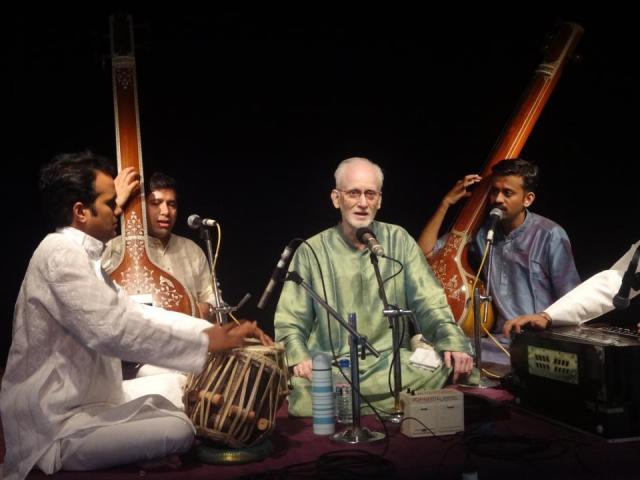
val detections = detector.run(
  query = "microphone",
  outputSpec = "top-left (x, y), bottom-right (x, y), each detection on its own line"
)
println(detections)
top-left (356, 227), bottom-right (385, 256)
top-left (485, 207), bottom-right (504, 243)
top-left (612, 244), bottom-right (640, 309)
top-left (257, 240), bottom-right (297, 309)
top-left (187, 214), bottom-right (217, 229)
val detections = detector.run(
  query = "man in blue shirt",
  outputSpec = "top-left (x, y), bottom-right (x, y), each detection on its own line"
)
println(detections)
top-left (419, 158), bottom-right (581, 335)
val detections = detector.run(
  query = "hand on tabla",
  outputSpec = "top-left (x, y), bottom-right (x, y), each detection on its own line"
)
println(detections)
top-left (205, 321), bottom-right (257, 352)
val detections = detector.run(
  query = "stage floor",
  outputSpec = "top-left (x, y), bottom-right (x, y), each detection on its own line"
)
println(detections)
top-left (2, 387), bottom-right (640, 479)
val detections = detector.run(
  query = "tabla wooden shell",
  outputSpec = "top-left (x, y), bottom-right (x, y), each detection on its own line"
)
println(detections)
top-left (184, 344), bottom-right (289, 448)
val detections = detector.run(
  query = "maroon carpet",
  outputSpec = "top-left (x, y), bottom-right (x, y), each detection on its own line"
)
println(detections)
top-left (2, 388), bottom-right (639, 479)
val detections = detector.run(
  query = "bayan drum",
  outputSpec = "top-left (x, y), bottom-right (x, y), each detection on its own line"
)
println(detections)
top-left (184, 342), bottom-right (289, 448)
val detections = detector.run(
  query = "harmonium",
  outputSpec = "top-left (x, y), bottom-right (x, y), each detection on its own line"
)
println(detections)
top-left (510, 323), bottom-right (640, 441)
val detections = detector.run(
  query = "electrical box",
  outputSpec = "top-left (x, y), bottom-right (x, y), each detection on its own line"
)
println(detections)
top-left (400, 388), bottom-right (464, 437)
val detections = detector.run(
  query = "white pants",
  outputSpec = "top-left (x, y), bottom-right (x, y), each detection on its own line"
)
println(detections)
top-left (59, 414), bottom-right (194, 471)
top-left (123, 369), bottom-right (188, 410)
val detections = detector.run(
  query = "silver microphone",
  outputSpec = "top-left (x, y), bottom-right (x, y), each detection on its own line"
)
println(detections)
top-left (187, 214), bottom-right (217, 229)
top-left (485, 208), bottom-right (504, 243)
top-left (356, 227), bottom-right (385, 256)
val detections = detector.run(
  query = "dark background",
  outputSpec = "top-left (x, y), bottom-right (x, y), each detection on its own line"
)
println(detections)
top-left (5, 7), bottom-right (637, 361)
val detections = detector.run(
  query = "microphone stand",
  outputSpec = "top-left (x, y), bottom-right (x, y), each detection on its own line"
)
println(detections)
top-left (197, 224), bottom-right (250, 325)
top-left (285, 271), bottom-right (385, 444)
top-left (472, 240), bottom-right (499, 388)
top-left (367, 252), bottom-right (406, 423)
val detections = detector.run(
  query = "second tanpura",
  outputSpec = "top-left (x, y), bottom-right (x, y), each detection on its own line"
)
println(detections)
top-left (420, 22), bottom-right (583, 336)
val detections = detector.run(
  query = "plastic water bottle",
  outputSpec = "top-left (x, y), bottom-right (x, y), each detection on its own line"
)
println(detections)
top-left (334, 358), bottom-right (353, 424)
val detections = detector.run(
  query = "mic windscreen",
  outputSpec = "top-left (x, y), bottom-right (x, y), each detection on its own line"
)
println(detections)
top-left (187, 214), bottom-right (201, 229)
top-left (355, 227), bottom-right (374, 243)
top-left (489, 207), bottom-right (504, 220)
top-left (486, 207), bottom-right (504, 243)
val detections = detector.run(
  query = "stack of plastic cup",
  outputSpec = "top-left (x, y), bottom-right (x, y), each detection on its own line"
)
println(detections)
top-left (311, 352), bottom-right (335, 435)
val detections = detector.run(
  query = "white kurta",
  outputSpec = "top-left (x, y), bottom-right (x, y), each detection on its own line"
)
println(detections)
top-left (547, 240), bottom-right (640, 325)
top-left (0, 228), bottom-right (212, 480)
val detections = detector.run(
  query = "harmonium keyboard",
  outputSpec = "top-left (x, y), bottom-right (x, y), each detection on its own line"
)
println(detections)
top-left (510, 324), bottom-right (640, 441)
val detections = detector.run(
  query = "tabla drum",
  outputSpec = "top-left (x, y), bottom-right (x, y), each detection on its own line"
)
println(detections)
top-left (242, 343), bottom-right (290, 401)
top-left (184, 342), bottom-right (289, 448)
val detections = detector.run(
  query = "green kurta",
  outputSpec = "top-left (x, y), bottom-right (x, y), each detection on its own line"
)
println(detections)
top-left (274, 221), bottom-right (472, 416)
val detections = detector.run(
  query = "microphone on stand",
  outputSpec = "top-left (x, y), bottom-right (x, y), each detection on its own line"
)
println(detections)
top-left (485, 207), bottom-right (504, 243)
top-left (355, 227), bottom-right (385, 257)
top-left (257, 240), bottom-right (298, 309)
top-left (612, 244), bottom-right (640, 310)
top-left (187, 214), bottom-right (217, 229)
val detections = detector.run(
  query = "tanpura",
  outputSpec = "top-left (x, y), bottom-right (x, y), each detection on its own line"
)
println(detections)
top-left (420, 23), bottom-right (583, 336)
top-left (107, 14), bottom-right (197, 316)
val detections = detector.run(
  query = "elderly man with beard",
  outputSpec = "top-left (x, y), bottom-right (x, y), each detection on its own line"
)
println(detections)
top-left (274, 157), bottom-right (473, 417)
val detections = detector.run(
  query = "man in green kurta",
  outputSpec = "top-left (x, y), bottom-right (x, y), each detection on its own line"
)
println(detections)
top-left (274, 157), bottom-right (473, 417)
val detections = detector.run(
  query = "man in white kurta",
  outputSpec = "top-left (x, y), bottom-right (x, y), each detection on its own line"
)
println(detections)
top-left (0, 153), bottom-right (259, 480)
top-left (0, 227), bottom-right (212, 479)
top-left (503, 240), bottom-right (640, 333)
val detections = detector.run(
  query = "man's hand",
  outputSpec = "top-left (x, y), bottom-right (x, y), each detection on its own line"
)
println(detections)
top-left (418, 173), bottom-right (482, 257)
top-left (114, 166), bottom-right (140, 209)
top-left (232, 318), bottom-right (274, 346)
top-left (210, 317), bottom-right (275, 347)
top-left (292, 359), bottom-right (313, 381)
top-left (443, 351), bottom-right (473, 384)
top-left (443, 174), bottom-right (482, 207)
top-left (503, 313), bottom-right (551, 336)
top-left (251, 322), bottom-right (275, 346)
top-left (204, 321), bottom-right (258, 353)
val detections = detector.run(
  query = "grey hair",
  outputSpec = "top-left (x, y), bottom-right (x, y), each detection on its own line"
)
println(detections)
top-left (334, 157), bottom-right (384, 189)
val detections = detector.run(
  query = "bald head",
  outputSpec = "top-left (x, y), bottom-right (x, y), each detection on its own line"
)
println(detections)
top-left (334, 157), bottom-right (384, 191)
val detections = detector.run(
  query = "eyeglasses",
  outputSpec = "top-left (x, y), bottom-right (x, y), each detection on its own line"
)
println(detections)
top-left (336, 189), bottom-right (382, 201)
